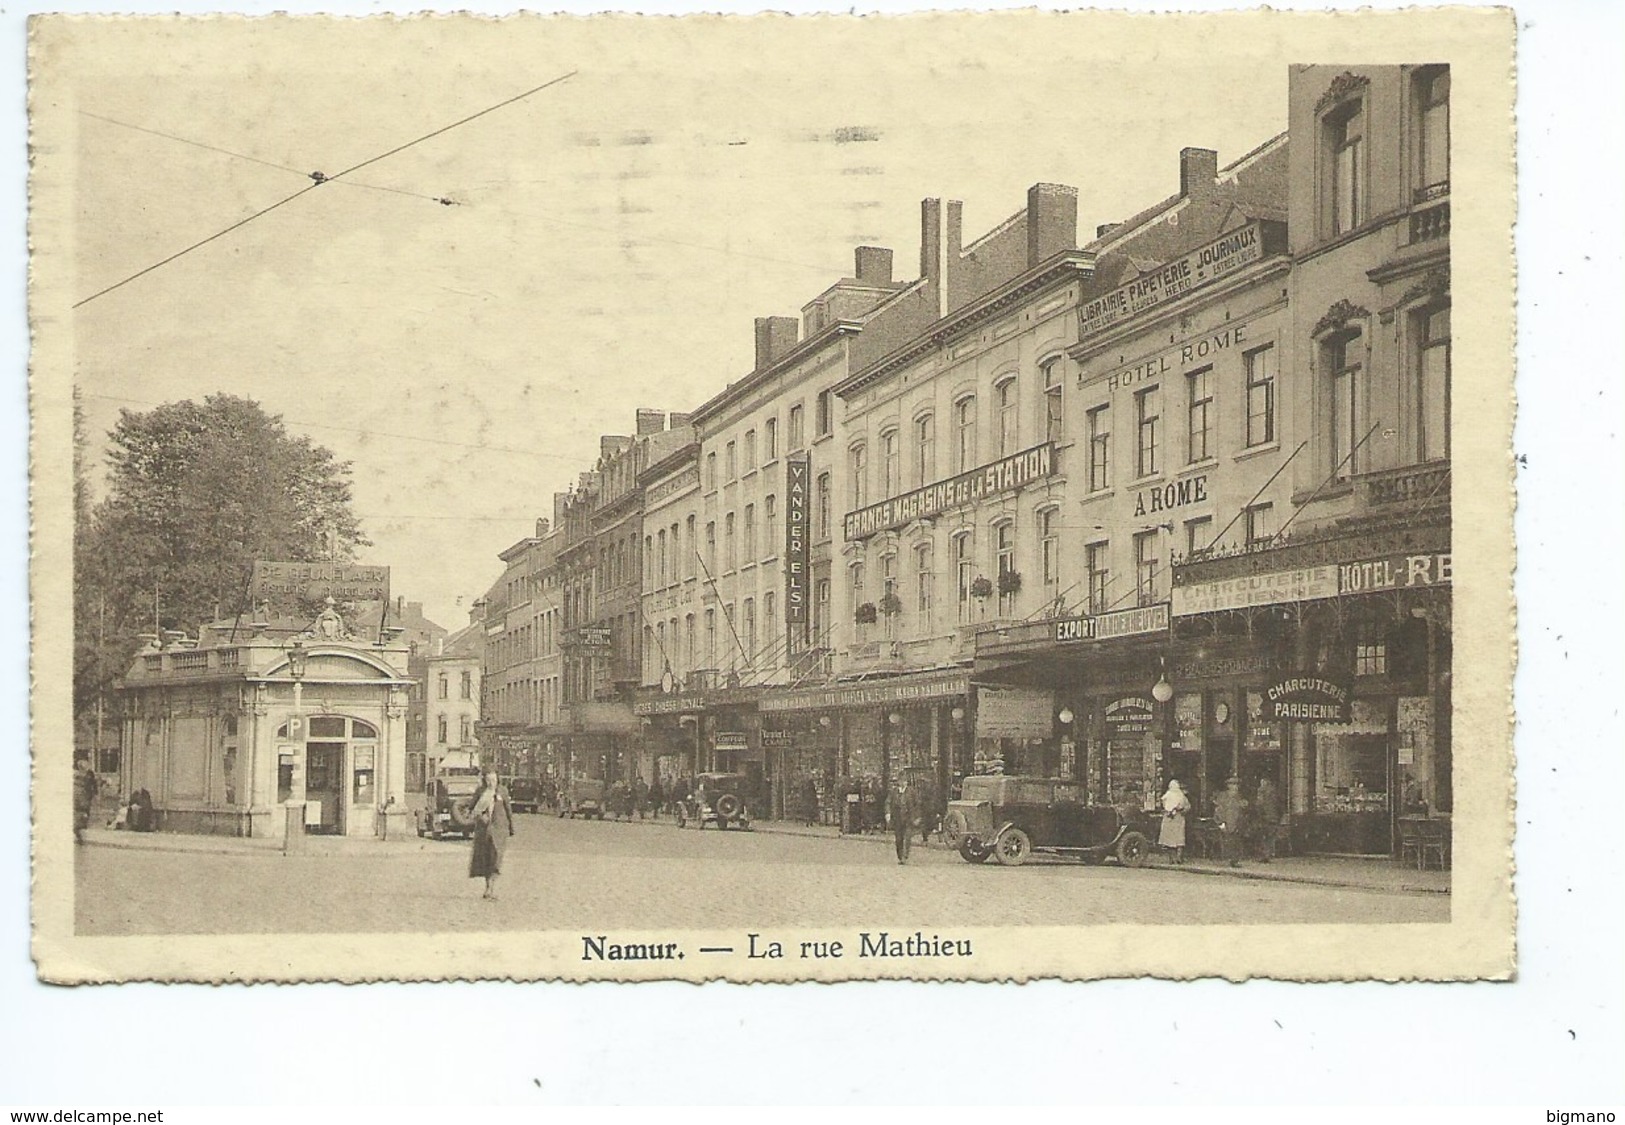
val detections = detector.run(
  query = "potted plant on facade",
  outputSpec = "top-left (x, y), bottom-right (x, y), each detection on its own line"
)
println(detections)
top-left (968, 575), bottom-right (993, 600)
top-left (855, 602), bottom-right (879, 625)
top-left (878, 591), bottom-right (904, 617)
top-left (998, 569), bottom-right (1023, 596)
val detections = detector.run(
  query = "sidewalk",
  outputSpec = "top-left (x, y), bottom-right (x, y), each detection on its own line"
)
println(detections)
top-left (748, 819), bottom-right (1451, 894)
top-left (81, 826), bottom-right (437, 859)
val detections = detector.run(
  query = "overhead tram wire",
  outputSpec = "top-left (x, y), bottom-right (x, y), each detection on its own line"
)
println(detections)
top-left (73, 70), bottom-right (578, 309)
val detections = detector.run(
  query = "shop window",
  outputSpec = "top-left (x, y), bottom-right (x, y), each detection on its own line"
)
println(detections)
top-left (1134, 530), bottom-right (1160, 607)
top-left (1135, 386), bottom-right (1161, 478)
top-left (1354, 631), bottom-right (1388, 676)
top-left (996, 377), bottom-right (1019, 457)
top-left (954, 396), bottom-right (978, 473)
top-left (1186, 367), bottom-right (1213, 463)
top-left (1043, 358), bottom-right (1064, 444)
top-left (1325, 332), bottom-right (1363, 479)
top-left (1416, 305), bottom-right (1451, 462)
top-left (1086, 541), bottom-right (1110, 615)
top-left (915, 413), bottom-right (936, 486)
top-left (1087, 404), bottom-right (1111, 492)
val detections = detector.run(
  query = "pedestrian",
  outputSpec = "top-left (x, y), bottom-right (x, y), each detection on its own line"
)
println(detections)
top-left (1158, 778), bottom-right (1192, 864)
top-left (469, 770), bottom-right (515, 900)
top-left (73, 757), bottom-right (97, 844)
top-left (648, 777), bottom-right (664, 820)
top-left (1253, 777), bottom-right (1281, 863)
top-left (888, 773), bottom-right (919, 865)
top-left (799, 775), bottom-right (819, 826)
top-left (1213, 775), bottom-right (1249, 868)
top-left (633, 776), bottom-right (649, 820)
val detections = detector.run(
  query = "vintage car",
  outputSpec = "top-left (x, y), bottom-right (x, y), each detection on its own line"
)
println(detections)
top-left (558, 777), bottom-right (607, 820)
top-left (505, 776), bottom-right (543, 814)
top-left (416, 773), bottom-right (482, 840)
top-left (676, 772), bottom-right (752, 830)
top-left (942, 774), bottom-right (1154, 867)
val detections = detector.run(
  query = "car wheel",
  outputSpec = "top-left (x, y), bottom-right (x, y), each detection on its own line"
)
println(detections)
top-left (714, 794), bottom-right (742, 820)
top-left (994, 827), bottom-right (1032, 867)
top-left (941, 810), bottom-right (969, 850)
top-left (1117, 831), bottom-right (1151, 868)
top-left (958, 838), bottom-right (991, 864)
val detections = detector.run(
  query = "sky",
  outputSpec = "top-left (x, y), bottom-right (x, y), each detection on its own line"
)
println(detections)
top-left (65, 15), bottom-right (1287, 630)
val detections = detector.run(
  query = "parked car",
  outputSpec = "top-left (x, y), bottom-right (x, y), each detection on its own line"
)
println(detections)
top-left (416, 773), bottom-right (482, 840)
top-left (677, 772), bottom-right (752, 830)
top-left (506, 776), bottom-right (543, 814)
top-left (942, 774), bottom-right (1154, 867)
top-left (559, 777), bottom-right (607, 820)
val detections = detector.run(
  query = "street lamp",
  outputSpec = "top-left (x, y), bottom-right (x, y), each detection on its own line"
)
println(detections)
top-left (1057, 707), bottom-right (1075, 726)
top-left (1151, 657), bottom-right (1174, 704)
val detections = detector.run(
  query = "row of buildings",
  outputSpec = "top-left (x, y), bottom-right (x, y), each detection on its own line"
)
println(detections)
top-left (476, 64), bottom-right (1453, 855)
top-left (110, 65), bottom-right (1451, 856)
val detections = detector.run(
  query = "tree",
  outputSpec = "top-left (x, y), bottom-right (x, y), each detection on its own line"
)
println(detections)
top-left (74, 393), bottom-right (370, 728)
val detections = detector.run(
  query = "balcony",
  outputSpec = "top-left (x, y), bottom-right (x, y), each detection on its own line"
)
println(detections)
top-left (1359, 461), bottom-right (1451, 510)
top-left (1409, 192), bottom-right (1449, 244)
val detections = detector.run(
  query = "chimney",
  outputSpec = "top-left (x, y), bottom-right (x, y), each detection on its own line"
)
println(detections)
top-left (635, 409), bottom-right (666, 436)
top-left (668, 412), bottom-right (693, 431)
top-left (535, 517), bottom-right (550, 538)
top-left (1180, 147), bottom-right (1219, 199)
top-left (921, 198), bottom-right (959, 317)
top-left (396, 595), bottom-right (405, 615)
top-left (854, 245), bottom-right (893, 285)
top-left (1096, 222), bottom-right (1123, 240)
top-left (753, 316), bottom-right (799, 369)
top-left (1026, 182), bottom-right (1078, 268)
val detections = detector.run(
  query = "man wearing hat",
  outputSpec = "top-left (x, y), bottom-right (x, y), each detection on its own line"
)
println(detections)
top-left (1212, 776), bottom-right (1249, 868)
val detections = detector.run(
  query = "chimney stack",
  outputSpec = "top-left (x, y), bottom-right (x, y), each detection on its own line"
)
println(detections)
top-left (854, 245), bottom-right (893, 285)
top-left (1096, 222), bottom-right (1123, 240)
top-left (635, 409), bottom-right (666, 436)
top-left (753, 316), bottom-right (800, 370)
top-left (921, 199), bottom-right (961, 317)
top-left (1180, 147), bottom-right (1220, 199)
top-left (535, 517), bottom-right (550, 538)
top-left (1026, 182), bottom-right (1078, 267)
top-left (668, 412), bottom-right (694, 431)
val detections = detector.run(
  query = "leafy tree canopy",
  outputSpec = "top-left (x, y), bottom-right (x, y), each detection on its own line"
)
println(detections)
top-left (75, 393), bottom-right (370, 729)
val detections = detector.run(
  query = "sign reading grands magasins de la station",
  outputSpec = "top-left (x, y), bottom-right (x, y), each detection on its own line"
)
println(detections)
top-left (843, 443), bottom-right (1057, 542)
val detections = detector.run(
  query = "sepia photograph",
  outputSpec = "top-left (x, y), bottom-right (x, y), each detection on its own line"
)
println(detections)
top-left (29, 9), bottom-right (1514, 984)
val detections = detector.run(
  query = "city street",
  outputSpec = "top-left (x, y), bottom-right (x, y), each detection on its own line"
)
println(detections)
top-left (76, 812), bottom-right (1448, 935)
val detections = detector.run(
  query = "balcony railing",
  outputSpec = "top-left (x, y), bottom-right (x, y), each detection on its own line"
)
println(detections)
top-left (1409, 197), bottom-right (1449, 244)
top-left (1359, 461), bottom-right (1451, 510)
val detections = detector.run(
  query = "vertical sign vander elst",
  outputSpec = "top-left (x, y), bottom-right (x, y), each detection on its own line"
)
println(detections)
top-left (784, 453), bottom-right (809, 631)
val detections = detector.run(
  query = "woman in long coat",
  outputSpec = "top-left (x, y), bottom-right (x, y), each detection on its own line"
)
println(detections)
top-left (1158, 779), bottom-right (1192, 864)
top-left (469, 770), bottom-right (515, 900)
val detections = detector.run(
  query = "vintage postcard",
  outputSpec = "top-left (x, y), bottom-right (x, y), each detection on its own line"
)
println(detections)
top-left (29, 8), bottom-right (1515, 983)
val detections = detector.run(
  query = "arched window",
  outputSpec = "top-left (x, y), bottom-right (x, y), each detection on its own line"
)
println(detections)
top-left (914, 542), bottom-right (934, 625)
top-left (849, 444), bottom-right (868, 508)
top-left (880, 428), bottom-right (900, 497)
top-left (954, 396), bottom-right (978, 472)
top-left (995, 377), bottom-right (1019, 456)
top-left (914, 413), bottom-right (936, 485)
top-left (953, 530), bottom-right (976, 624)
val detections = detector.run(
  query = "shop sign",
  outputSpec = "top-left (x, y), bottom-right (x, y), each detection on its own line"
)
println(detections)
top-left (1263, 675), bottom-right (1352, 723)
top-left (1105, 696), bottom-right (1155, 733)
top-left (632, 685), bottom-right (763, 716)
top-left (1133, 474), bottom-right (1208, 519)
top-left (760, 669), bottom-right (970, 713)
top-left (713, 731), bottom-right (749, 751)
top-left (251, 561), bottom-right (390, 606)
top-left (785, 454), bottom-right (810, 624)
top-left (1338, 552), bottom-right (1452, 594)
top-left (843, 443), bottom-right (1055, 541)
top-left (645, 465), bottom-right (699, 509)
top-left (976, 688), bottom-right (1055, 740)
top-left (760, 730), bottom-right (792, 748)
top-left (1172, 565), bottom-right (1338, 616)
top-left (1079, 222), bottom-right (1268, 339)
top-left (574, 626), bottom-right (613, 650)
top-left (1054, 602), bottom-right (1170, 644)
top-left (1173, 652), bottom-right (1275, 680)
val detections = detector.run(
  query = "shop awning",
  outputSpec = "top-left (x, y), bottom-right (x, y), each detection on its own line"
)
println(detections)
top-left (759, 667), bottom-right (970, 713)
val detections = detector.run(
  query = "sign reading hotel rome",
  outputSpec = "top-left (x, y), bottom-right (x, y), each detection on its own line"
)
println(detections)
top-left (1338, 552), bottom-right (1452, 594)
top-left (843, 443), bottom-right (1055, 541)
top-left (250, 561), bottom-right (390, 605)
top-left (1173, 566), bottom-right (1338, 616)
top-left (1078, 222), bottom-right (1270, 339)
top-left (784, 454), bottom-right (810, 624)
top-left (1054, 602), bottom-right (1170, 643)
top-left (1264, 675), bottom-right (1352, 723)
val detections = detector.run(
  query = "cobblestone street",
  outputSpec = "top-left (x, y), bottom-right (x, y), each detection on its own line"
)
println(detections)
top-left (76, 812), bottom-right (1448, 935)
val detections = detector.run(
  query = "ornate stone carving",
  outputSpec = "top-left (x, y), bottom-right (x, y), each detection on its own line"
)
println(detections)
top-left (1315, 71), bottom-right (1370, 115)
top-left (1313, 299), bottom-right (1371, 337)
top-left (1399, 268), bottom-right (1450, 308)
